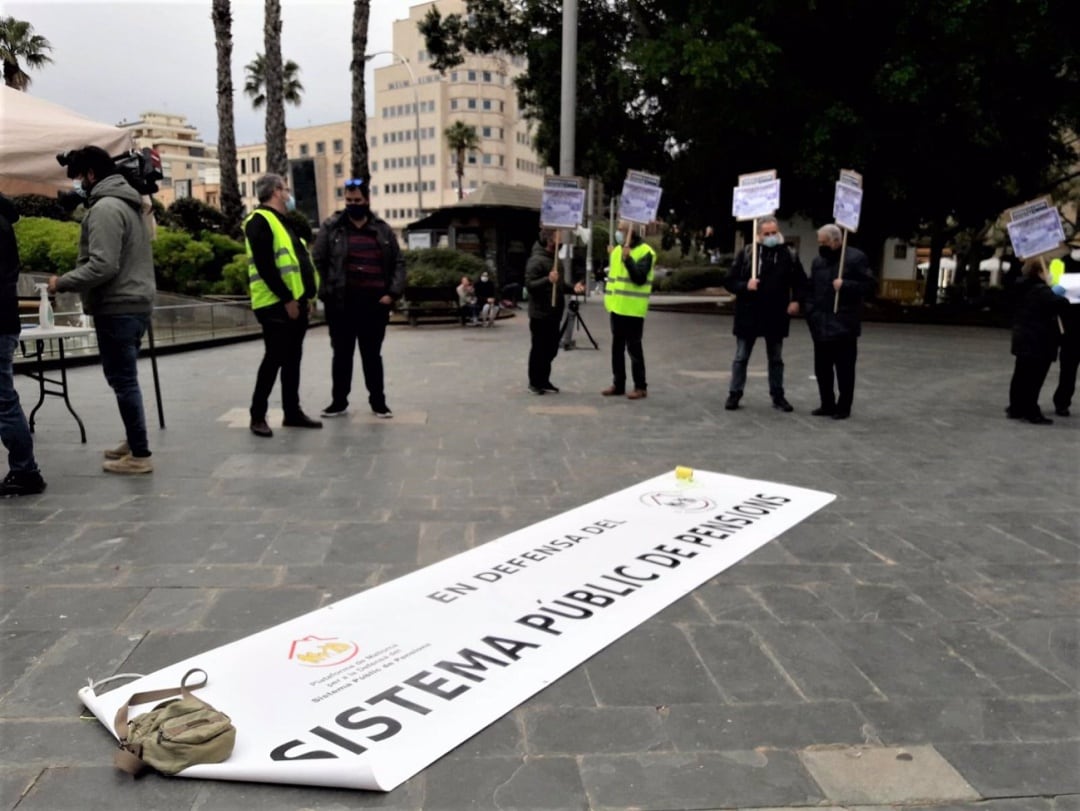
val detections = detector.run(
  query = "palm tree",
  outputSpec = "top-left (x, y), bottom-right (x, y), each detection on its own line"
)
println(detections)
top-left (243, 53), bottom-right (303, 109)
top-left (349, 0), bottom-right (371, 182)
top-left (444, 121), bottom-right (479, 201)
top-left (0, 16), bottom-right (53, 91)
top-left (212, 0), bottom-right (243, 236)
top-left (262, 0), bottom-right (288, 176)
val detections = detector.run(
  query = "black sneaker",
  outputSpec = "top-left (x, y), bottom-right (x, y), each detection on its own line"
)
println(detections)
top-left (542, 383), bottom-right (560, 393)
top-left (1055, 406), bottom-right (1070, 417)
top-left (724, 393), bottom-right (741, 411)
top-left (811, 406), bottom-right (835, 417)
top-left (372, 405), bottom-right (393, 419)
top-left (772, 397), bottom-right (794, 413)
top-left (0, 470), bottom-right (47, 497)
top-left (321, 401), bottom-right (349, 418)
top-left (528, 385), bottom-right (545, 395)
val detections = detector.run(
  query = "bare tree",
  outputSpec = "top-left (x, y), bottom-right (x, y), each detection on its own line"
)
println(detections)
top-left (263, 0), bottom-right (288, 176)
top-left (212, 0), bottom-right (243, 235)
top-left (349, 0), bottom-right (371, 182)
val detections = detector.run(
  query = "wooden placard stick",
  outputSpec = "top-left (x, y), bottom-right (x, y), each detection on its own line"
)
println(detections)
top-left (750, 218), bottom-right (759, 281)
top-left (551, 230), bottom-right (561, 307)
top-left (833, 227), bottom-right (849, 313)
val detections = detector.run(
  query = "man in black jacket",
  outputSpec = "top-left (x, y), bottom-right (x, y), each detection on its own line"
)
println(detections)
top-left (802, 224), bottom-right (876, 419)
top-left (723, 217), bottom-right (806, 412)
top-left (524, 229), bottom-right (584, 394)
top-left (0, 194), bottom-right (45, 496)
top-left (312, 179), bottom-right (405, 419)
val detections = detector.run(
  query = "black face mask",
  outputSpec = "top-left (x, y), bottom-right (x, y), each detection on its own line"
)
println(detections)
top-left (346, 203), bottom-right (369, 220)
top-left (818, 245), bottom-right (839, 260)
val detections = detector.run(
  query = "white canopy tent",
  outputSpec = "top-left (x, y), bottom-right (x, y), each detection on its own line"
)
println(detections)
top-left (0, 87), bottom-right (132, 196)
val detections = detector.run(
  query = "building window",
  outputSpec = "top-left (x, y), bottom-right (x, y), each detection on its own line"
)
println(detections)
top-left (372, 161), bottom-right (378, 172)
top-left (240, 181), bottom-right (247, 196)
top-left (467, 153), bottom-right (477, 165)
top-left (482, 154), bottom-right (492, 165)
top-left (253, 156), bottom-right (261, 172)
top-left (240, 158), bottom-right (247, 174)
top-left (371, 137), bottom-right (378, 147)
top-left (451, 99), bottom-right (458, 110)
top-left (333, 139), bottom-right (344, 152)
top-left (467, 98), bottom-right (477, 110)
top-left (450, 71), bottom-right (458, 82)
top-left (482, 126), bottom-right (492, 138)
top-left (316, 141), bottom-right (325, 154)
top-left (482, 99), bottom-right (492, 111)
top-left (467, 70), bottom-right (477, 81)
top-left (482, 71), bottom-right (492, 82)
top-left (336, 188), bottom-right (344, 199)
top-left (334, 162), bottom-right (343, 177)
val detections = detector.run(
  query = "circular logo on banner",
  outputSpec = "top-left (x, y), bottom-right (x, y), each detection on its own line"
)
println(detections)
top-left (640, 492), bottom-right (716, 513)
top-left (288, 635), bottom-right (360, 667)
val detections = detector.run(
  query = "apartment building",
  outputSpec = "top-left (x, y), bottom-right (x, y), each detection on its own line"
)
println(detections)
top-left (235, 0), bottom-right (548, 232)
top-left (120, 111), bottom-right (220, 207)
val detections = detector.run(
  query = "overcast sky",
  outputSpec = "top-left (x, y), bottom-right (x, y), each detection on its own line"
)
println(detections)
top-left (4, 0), bottom-right (415, 146)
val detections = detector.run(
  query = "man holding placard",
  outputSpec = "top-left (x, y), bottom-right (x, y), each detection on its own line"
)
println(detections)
top-left (602, 221), bottom-right (656, 399)
top-left (723, 216), bottom-right (806, 412)
top-left (525, 229), bottom-right (584, 395)
top-left (803, 225), bottom-right (874, 419)
top-left (1050, 242), bottom-right (1080, 416)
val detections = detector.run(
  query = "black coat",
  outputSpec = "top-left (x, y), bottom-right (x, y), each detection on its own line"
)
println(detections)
top-left (0, 194), bottom-right (21, 337)
top-left (1011, 276), bottom-right (1066, 361)
top-left (312, 211), bottom-right (406, 308)
top-left (803, 245), bottom-right (875, 342)
top-left (724, 243), bottom-right (806, 338)
top-left (525, 241), bottom-right (574, 320)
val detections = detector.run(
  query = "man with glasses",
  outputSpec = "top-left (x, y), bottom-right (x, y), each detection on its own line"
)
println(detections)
top-left (245, 173), bottom-right (321, 437)
top-left (312, 178), bottom-right (405, 418)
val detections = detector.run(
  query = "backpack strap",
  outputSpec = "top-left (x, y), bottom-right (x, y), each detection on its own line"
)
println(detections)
top-left (113, 668), bottom-right (207, 775)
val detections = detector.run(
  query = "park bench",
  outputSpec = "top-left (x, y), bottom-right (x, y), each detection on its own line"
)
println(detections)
top-left (399, 286), bottom-right (465, 327)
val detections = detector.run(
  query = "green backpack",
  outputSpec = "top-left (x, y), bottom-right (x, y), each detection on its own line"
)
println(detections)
top-left (112, 668), bottom-right (236, 776)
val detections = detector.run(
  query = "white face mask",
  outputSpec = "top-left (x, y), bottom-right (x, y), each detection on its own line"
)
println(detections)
top-left (1071, 249), bottom-right (1080, 261)
top-left (480, 274), bottom-right (489, 282)
top-left (72, 179), bottom-right (87, 198)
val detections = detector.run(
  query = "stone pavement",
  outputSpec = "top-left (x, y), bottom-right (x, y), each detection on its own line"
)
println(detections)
top-left (2, 299), bottom-right (1078, 811)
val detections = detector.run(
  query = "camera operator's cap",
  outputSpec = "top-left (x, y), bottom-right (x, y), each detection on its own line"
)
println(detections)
top-left (56, 146), bottom-right (112, 179)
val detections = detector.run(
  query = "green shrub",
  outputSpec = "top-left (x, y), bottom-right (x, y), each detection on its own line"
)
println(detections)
top-left (152, 227), bottom-right (214, 294)
top-left (655, 266), bottom-right (728, 292)
top-left (211, 254), bottom-right (250, 295)
top-left (280, 209), bottom-right (313, 243)
top-left (198, 230), bottom-right (246, 286)
top-left (166, 197), bottom-right (226, 236)
top-left (12, 217), bottom-right (81, 274)
top-left (12, 194), bottom-right (71, 222)
top-left (404, 248), bottom-right (486, 287)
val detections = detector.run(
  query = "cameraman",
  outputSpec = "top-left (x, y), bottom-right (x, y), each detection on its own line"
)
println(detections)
top-left (48, 146), bottom-right (155, 475)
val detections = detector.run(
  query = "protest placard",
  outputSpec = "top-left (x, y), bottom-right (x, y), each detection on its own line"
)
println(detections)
top-left (541, 176), bottom-right (586, 229)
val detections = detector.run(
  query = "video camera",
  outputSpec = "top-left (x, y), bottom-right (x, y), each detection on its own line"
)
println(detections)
top-left (56, 146), bottom-right (164, 196)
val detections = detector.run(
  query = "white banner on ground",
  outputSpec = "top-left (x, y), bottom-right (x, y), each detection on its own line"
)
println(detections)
top-left (79, 470), bottom-right (834, 792)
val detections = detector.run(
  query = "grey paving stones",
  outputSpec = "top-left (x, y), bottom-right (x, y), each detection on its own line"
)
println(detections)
top-left (798, 744), bottom-right (978, 805)
top-left (1, 310), bottom-right (1077, 809)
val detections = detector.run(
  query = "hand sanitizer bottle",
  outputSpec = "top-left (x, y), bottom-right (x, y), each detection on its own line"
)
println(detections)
top-left (35, 284), bottom-right (54, 329)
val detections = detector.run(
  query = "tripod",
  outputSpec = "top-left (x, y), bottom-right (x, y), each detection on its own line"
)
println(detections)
top-left (560, 298), bottom-right (599, 350)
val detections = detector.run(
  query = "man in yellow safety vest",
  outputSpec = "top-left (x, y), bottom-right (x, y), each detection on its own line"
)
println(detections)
top-left (602, 222), bottom-right (656, 400)
top-left (244, 173), bottom-right (321, 437)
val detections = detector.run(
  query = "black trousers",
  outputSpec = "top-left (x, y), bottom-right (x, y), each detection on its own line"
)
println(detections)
top-left (813, 337), bottom-right (858, 413)
top-left (327, 297), bottom-right (390, 409)
top-left (610, 312), bottom-right (646, 391)
top-left (1054, 342), bottom-right (1078, 411)
top-left (528, 315), bottom-right (562, 388)
top-left (251, 303), bottom-right (308, 420)
top-left (1009, 355), bottom-right (1052, 418)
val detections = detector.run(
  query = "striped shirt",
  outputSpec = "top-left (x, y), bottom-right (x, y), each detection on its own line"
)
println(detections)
top-left (345, 222), bottom-right (385, 293)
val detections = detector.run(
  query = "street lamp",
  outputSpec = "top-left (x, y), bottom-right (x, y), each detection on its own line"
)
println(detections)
top-left (365, 50), bottom-right (423, 217)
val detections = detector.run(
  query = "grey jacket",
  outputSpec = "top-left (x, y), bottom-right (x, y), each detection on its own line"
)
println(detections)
top-left (56, 174), bottom-right (155, 316)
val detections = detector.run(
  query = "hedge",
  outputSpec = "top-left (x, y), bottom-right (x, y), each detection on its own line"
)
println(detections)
top-left (404, 248), bottom-right (486, 287)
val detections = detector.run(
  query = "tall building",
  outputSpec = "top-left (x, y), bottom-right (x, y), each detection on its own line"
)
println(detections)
top-left (120, 111), bottom-right (220, 207)
top-left (235, 0), bottom-right (547, 232)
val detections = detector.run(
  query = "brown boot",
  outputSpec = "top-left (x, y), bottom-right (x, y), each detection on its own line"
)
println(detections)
top-left (627, 389), bottom-right (647, 400)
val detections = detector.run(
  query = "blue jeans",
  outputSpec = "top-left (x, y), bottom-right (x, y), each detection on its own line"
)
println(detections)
top-left (95, 314), bottom-right (150, 457)
top-left (730, 335), bottom-right (785, 398)
top-left (0, 334), bottom-right (38, 474)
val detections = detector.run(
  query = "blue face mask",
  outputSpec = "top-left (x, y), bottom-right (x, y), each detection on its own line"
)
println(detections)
top-left (614, 231), bottom-right (625, 246)
top-left (762, 235), bottom-right (781, 248)
top-left (285, 194), bottom-right (297, 212)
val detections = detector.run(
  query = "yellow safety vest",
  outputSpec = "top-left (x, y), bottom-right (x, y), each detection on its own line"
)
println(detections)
top-left (605, 242), bottom-right (656, 317)
top-left (244, 209), bottom-right (308, 310)
top-left (1049, 257), bottom-right (1065, 287)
